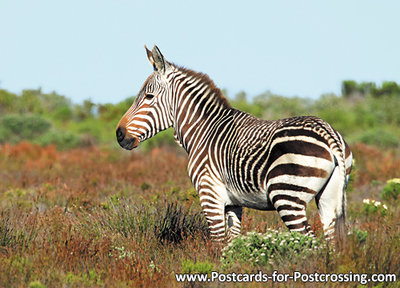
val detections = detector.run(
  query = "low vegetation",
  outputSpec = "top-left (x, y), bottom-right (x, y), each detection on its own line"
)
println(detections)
top-left (0, 143), bottom-right (399, 287)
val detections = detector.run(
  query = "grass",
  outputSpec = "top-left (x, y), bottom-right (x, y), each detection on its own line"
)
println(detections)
top-left (0, 142), bottom-right (399, 287)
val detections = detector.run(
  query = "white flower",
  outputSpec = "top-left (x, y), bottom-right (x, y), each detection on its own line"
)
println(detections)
top-left (374, 201), bottom-right (381, 207)
top-left (388, 178), bottom-right (400, 184)
top-left (383, 204), bottom-right (388, 210)
top-left (363, 199), bottom-right (371, 204)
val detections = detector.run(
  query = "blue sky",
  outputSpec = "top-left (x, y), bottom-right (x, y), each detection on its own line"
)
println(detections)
top-left (1, 1), bottom-right (399, 104)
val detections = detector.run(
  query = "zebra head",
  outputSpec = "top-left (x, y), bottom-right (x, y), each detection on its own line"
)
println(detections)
top-left (116, 45), bottom-right (173, 150)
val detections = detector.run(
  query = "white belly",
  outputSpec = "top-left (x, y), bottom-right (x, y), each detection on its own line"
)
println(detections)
top-left (226, 189), bottom-right (274, 210)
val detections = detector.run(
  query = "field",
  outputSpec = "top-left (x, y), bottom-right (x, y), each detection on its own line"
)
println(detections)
top-left (0, 141), bottom-right (399, 287)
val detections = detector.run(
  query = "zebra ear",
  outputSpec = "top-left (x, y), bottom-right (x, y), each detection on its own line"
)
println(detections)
top-left (151, 45), bottom-right (169, 73)
top-left (145, 45), bottom-right (156, 69)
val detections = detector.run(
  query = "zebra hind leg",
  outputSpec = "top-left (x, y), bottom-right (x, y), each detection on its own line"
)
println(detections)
top-left (271, 192), bottom-right (314, 237)
top-left (315, 166), bottom-right (343, 241)
top-left (225, 206), bottom-right (242, 243)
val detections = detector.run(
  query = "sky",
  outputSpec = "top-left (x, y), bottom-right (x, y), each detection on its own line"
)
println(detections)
top-left (1, 1), bottom-right (400, 104)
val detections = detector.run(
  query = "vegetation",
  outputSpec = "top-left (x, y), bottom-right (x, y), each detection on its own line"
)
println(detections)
top-left (381, 178), bottom-right (400, 201)
top-left (0, 81), bottom-right (399, 286)
top-left (1, 80), bottom-right (400, 150)
top-left (0, 143), bottom-right (399, 287)
top-left (221, 230), bottom-right (326, 268)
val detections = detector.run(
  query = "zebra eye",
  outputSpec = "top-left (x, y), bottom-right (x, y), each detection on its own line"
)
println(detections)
top-left (145, 93), bottom-right (155, 100)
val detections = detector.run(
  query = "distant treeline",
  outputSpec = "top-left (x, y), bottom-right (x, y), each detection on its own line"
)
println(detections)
top-left (342, 80), bottom-right (400, 98)
top-left (0, 80), bottom-right (399, 150)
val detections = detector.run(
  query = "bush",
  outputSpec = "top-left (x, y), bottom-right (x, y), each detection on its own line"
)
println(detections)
top-left (51, 105), bottom-right (73, 123)
top-left (354, 128), bottom-right (399, 148)
top-left (0, 114), bottom-right (51, 144)
top-left (381, 179), bottom-right (400, 201)
top-left (349, 228), bottom-right (368, 244)
top-left (140, 129), bottom-right (176, 151)
top-left (342, 80), bottom-right (358, 97)
top-left (221, 230), bottom-right (326, 268)
top-left (36, 131), bottom-right (82, 150)
top-left (362, 199), bottom-right (388, 216)
top-left (372, 81), bottom-right (400, 97)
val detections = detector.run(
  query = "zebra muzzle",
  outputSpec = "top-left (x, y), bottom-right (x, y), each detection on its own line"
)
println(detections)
top-left (116, 126), bottom-right (139, 150)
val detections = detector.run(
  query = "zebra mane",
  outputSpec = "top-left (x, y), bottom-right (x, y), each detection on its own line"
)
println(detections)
top-left (174, 64), bottom-right (231, 109)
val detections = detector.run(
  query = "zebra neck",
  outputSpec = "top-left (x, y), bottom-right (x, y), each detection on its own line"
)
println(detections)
top-left (169, 67), bottom-right (232, 154)
top-left (172, 90), bottom-right (231, 154)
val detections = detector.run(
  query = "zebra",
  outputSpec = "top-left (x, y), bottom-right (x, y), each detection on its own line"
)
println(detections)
top-left (116, 45), bottom-right (353, 243)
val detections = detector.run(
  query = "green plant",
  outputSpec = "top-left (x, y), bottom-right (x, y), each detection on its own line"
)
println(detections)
top-left (29, 280), bottom-right (46, 288)
top-left (64, 270), bottom-right (103, 286)
top-left (349, 228), bottom-right (368, 244)
top-left (0, 114), bottom-right (51, 144)
top-left (362, 199), bottom-right (388, 216)
top-left (35, 131), bottom-right (81, 150)
top-left (111, 246), bottom-right (134, 260)
top-left (181, 259), bottom-right (214, 275)
top-left (354, 128), bottom-right (399, 148)
top-left (221, 230), bottom-right (326, 268)
top-left (381, 178), bottom-right (400, 201)
top-left (139, 128), bottom-right (175, 151)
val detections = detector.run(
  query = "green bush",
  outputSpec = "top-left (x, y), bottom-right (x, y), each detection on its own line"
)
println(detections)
top-left (221, 230), bottom-right (326, 268)
top-left (354, 128), bottom-right (399, 148)
top-left (139, 129), bottom-right (176, 151)
top-left (342, 80), bottom-right (358, 97)
top-left (381, 179), bottom-right (400, 201)
top-left (0, 114), bottom-right (51, 144)
top-left (36, 131), bottom-right (82, 150)
top-left (362, 199), bottom-right (388, 216)
top-left (350, 228), bottom-right (368, 244)
top-left (372, 81), bottom-right (400, 97)
top-left (51, 106), bottom-right (73, 123)
top-left (253, 93), bottom-right (312, 120)
top-left (0, 89), bottom-right (17, 113)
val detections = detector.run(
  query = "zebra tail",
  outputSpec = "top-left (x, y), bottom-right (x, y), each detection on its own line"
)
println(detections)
top-left (333, 139), bottom-right (347, 247)
top-left (335, 205), bottom-right (346, 246)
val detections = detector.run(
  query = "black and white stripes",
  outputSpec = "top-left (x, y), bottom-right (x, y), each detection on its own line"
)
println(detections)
top-left (117, 46), bottom-right (353, 243)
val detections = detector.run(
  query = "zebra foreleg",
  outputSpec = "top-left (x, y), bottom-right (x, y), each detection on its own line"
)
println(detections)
top-left (225, 206), bottom-right (242, 243)
top-left (198, 186), bottom-right (226, 242)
